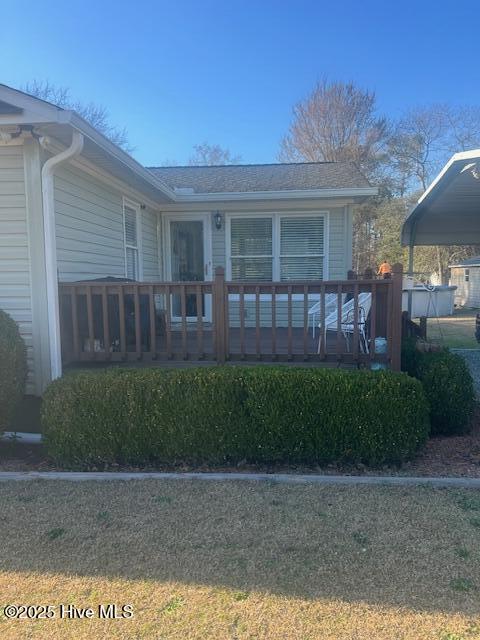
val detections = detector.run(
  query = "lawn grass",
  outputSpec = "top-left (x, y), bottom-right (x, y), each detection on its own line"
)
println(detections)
top-left (427, 309), bottom-right (479, 349)
top-left (1, 480), bottom-right (480, 639)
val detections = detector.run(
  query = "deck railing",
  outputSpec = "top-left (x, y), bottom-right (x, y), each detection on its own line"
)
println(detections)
top-left (59, 264), bottom-right (403, 370)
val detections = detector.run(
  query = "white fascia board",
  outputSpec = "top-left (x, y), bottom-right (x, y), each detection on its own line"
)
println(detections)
top-left (0, 84), bottom-right (69, 125)
top-left (173, 186), bottom-right (378, 203)
top-left (0, 84), bottom-right (175, 202)
top-left (449, 263), bottom-right (480, 269)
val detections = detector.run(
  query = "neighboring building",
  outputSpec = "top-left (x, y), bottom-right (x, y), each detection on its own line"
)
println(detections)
top-left (450, 257), bottom-right (480, 308)
top-left (0, 83), bottom-right (376, 395)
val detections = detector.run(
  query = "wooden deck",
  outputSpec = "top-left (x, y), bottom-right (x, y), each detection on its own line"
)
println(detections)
top-left (59, 266), bottom-right (403, 370)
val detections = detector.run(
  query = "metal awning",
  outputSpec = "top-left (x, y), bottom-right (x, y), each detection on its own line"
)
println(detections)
top-left (402, 150), bottom-right (480, 247)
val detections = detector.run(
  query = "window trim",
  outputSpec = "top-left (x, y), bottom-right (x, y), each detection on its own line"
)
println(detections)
top-left (122, 197), bottom-right (143, 281)
top-left (225, 211), bottom-right (329, 281)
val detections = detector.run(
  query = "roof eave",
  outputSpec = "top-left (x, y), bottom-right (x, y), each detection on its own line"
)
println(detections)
top-left (449, 263), bottom-right (480, 268)
top-left (173, 186), bottom-right (377, 203)
top-left (65, 112), bottom-right (177, 202)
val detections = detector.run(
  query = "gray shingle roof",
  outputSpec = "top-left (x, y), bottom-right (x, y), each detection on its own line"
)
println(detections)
top-left (147, 162), bottom-right (371, 194)
top-left (450, 256), bottom-right (480, 267)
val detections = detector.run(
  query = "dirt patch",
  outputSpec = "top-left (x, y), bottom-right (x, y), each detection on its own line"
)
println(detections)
top-left (401, 415), bottom-right (480, 478)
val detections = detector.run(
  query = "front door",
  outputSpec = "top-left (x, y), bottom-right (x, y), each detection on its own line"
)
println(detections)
top-left (165, 215), bottom-right (212, 321)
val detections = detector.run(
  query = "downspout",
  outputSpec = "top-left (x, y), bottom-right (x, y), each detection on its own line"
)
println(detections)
top-left (40, 131), bottom-right (84, 381)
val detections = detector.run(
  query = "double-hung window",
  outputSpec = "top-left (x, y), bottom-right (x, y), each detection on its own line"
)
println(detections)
top-left (279, 216), bottom-right (325, 280)
top-left (228, 213), bottom-right (326, 281)
top-left (230, 217), bottom-right (273, 281)
top-left (123, 200), bottom-right (141, 280)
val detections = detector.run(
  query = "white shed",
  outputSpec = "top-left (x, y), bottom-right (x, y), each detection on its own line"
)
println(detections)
top-left (450, 257), bottom-right (480, 308)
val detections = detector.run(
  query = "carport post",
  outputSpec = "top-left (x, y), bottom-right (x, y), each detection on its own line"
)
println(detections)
top-left (407, 242), bottom-right (414, 317)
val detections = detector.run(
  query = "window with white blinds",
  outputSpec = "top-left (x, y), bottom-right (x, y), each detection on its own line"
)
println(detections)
top-left (123, 203), bottom-right (140, 280)
top-left (280, 216), bottom-right (324, 280)
top-left (230, 217), bottom-right (273, 281)
top-left (228, 214), bottom-right (326, 281)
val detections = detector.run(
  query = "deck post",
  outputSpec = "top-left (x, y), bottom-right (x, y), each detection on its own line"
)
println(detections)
top-left (214, 267), bottom-right (226, 364)
top-left (390, 263), bottom-right (403, 371)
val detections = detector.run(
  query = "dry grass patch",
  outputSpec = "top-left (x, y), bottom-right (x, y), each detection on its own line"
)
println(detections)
top-left (0, 480), bottom-right (480, 639)
top-left (427, 310), bottom-right (478, 349)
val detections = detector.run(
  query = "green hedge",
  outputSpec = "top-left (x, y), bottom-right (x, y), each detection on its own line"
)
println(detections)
top-left (0, 309), bottom-right (27, 432)
top-left (402, 339), bottom-right (475, 436)
top-left (42, 366), bottom-right (429, 468)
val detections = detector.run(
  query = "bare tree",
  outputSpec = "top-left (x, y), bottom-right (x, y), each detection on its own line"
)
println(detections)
top-left (279, 79), bottom-right (389, 179)
top-left (389, 104), bottom-right (480, 193)
top-left (444, 105), bottom-right (480, 153)
top-left (388, 106), bottom-right (449, 193)
top-left (24, 80), bottom-right (131, 151)
top-left (188, 142), bottom-right (241, 166)
top-left (279, 80), bottom-right (391, 273)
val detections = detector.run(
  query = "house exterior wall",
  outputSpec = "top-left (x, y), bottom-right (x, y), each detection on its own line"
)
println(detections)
top-left (206, 206), bottom-right (349, 278)
top-left (0, 143), bottom-right (36, 393)
top-left (161, 203), bottom-right (352, 328)
top-left (451, 266), bottom-right (480, 308)
top-left (53, 163), bottom-right (161, 282)
top-left (0, 140), bottom-right (359, 393)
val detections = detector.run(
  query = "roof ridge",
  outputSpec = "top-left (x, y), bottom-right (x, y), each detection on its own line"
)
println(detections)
top-left (148, 161), bottom-right (339, 170)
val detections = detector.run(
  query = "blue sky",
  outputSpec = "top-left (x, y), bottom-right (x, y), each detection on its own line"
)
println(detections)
top-left (1, 0), bottom-right (478, 166)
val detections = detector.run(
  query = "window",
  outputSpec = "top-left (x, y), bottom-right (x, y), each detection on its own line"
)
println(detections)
top-left (280, 216), bottom-right (324, 280)
top-left (123, 201), bottom-right (141, 280)
top-left (228, 213), bottom-right (326, 281)
top-left (465, 268), bottom-right (470, 282)
top-left (230, 217), bottom-right (273, 281)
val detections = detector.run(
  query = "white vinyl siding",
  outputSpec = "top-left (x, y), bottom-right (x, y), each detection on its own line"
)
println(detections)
top-left (227, 212), bottom-right (327, 281)
top-left (54, 165), bottom-right (159, 282)
top-left (0, 144), bottom-right (35, 393)
top-left (328, 208), bottom-right (347, 279)
top-left (451, 266), bottom-right (480, 307)
top-left (123, 202), bottom-right (141, 280)
top-left (142, 207), bottom-right (160, 280)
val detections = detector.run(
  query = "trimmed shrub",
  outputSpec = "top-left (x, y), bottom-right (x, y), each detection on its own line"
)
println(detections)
top-left (402, 339), bottom-right (475, 436)
top-left (417, 351), bottom-right (475, 436)
top-left (0, 309), bottom-right (27, 432)
top-left (42, 366), bottom-right (430, 468)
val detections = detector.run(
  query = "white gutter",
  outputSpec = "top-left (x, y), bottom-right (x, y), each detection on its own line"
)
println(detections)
top-left (173, 186), bottom-right (378, 203)
top-left (40, 131), bottom-right (84, 381)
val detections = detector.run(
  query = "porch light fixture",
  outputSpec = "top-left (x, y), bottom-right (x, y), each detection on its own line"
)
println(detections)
top-left (214, 211), bottom-right (223, 230)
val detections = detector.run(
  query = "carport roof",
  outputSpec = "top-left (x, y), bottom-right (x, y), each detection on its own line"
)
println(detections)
top-left (449, 256), bottom-right (480, 268)
top-left (402, 150), bottom-right (480, 246)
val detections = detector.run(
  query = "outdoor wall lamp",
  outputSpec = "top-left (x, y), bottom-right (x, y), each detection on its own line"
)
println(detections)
top-left (214, 211), bottom-right (223, 230)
